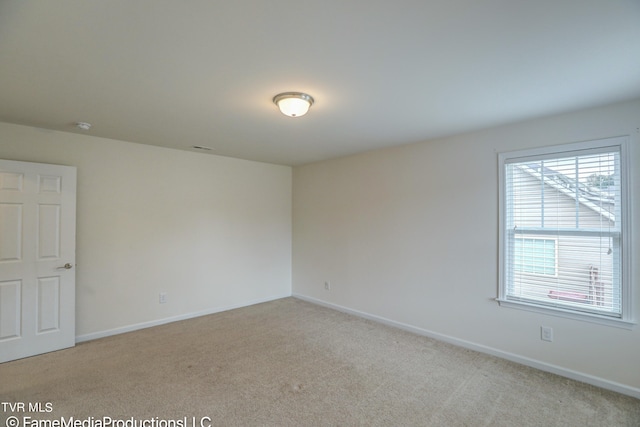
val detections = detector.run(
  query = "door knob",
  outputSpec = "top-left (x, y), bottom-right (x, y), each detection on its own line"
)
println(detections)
top-left (57, 263), bottom-right (73, 270)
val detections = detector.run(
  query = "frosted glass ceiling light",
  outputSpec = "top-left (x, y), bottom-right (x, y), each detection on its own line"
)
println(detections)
top-left (273, 92), bottom-right (314, 117)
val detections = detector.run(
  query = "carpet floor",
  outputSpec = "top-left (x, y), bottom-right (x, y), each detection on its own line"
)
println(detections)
top-left (1, 297), bottom-right (639, 426)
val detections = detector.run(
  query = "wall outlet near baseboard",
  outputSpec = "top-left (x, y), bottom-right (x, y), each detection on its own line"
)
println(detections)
top-left (324, 281), bottom-right (331, 290)
top-left (541, 326), bottom-right (553, 342)
top-left (159, 292), bottom-right (167, 304)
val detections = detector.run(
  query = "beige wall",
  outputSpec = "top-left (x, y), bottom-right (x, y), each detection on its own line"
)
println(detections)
top-left (0, 122), bottom-right (292, 338)
top-left (292, 99), bottom-right (640, 396)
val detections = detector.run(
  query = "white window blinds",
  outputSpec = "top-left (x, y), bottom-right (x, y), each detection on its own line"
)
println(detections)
top-left (500, 139), bottom-right (628, 320)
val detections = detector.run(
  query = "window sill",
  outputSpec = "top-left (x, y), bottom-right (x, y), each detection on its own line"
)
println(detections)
top-left (496, 298), bottom-right (636, 330)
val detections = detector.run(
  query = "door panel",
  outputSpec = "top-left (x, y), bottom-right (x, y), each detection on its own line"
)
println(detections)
top-left (37, 276), bottom-right (60, 333)
top-left (0, 280), bottom-right (21, 339)
top-left (0, 159), bottom-right (76, 363)
top-left (0, 172), bottom-right (24, 191)
top-left (38, 204), bottom-right (61, 259)
top-left (0, 203), bottom-right (22, 261)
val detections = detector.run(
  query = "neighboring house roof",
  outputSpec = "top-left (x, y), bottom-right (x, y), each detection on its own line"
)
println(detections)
top-left (517, 163), bottom-right (615, 223)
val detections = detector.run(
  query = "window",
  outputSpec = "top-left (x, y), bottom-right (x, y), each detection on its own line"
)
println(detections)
top-left (514, 237), bottom-right (557, 276)
top-left (498, 137), bottom-right (631, 324)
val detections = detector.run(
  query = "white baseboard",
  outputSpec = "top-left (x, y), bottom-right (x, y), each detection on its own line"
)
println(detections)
top-left (75, 293), bottom-right (291, 343)
top-left (293, 293), bottom-right (640, 400)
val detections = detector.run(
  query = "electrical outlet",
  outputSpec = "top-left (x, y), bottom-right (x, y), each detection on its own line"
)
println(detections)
top-left (159, 292), bottom-right (167, 304)
top-left (541, 326), bottom-right (553, 342)
top-left (324, 281), bottom-right (331, 290)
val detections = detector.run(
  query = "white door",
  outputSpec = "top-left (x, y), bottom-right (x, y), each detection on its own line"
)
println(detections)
top-left (0, 159), bottom-right (76, 363)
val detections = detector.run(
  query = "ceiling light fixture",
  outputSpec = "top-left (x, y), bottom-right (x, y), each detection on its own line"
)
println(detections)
top-left (273, 92), bottom-right (314, 118)
top-left (75, 122), bottom-right (92, 131)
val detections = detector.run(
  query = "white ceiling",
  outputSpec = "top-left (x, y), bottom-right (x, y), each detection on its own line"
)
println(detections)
top-left (1, 1), bottom-right (639, 166)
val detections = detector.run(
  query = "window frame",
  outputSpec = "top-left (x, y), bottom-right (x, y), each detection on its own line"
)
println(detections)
top-left (497, 136), bottom-right (634, 328)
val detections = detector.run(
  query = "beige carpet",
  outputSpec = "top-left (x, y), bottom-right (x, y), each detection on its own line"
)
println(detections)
top-left (1, 298), bottom-right (639, 426)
